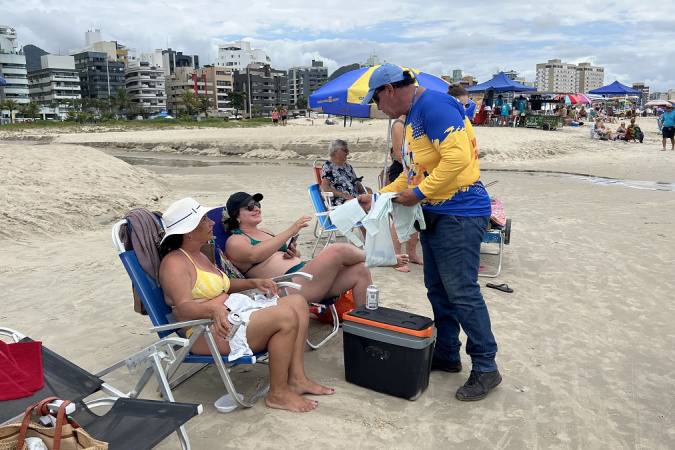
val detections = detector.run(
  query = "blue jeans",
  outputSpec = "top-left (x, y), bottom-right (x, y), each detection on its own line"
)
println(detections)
top-left (420, 213), bottom-right (498, 372)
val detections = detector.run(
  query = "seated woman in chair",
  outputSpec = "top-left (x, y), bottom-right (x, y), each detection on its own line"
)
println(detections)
top-left (321, 139), bottom-right (372, 207)
top-left (223, 192), bottom-right (408, 307)
top-left (159, 197), bottom-right (332, 413)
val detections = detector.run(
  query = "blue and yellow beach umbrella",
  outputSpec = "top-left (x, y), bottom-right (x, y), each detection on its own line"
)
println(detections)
top-left (309, 65), bottom-right (450, 118)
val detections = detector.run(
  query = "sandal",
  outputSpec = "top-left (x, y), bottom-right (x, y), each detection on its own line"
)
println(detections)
top-left (486, 283), bottom-right (513, 293)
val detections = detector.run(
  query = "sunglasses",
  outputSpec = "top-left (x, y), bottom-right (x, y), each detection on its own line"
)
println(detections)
top-left (464, 103), bottom-right (471, 109)
top-left (244, 201), bottom-right (261, 211)
top-left (372, 86), bottom-right (385, 105)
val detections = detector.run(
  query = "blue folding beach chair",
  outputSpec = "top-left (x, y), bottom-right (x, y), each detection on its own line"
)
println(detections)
top-left (479, 218), bottom-right (511, 278)
top-left (206, 207), bottom-right (340, 349)
top-left (112, 217), bottom-right (287, 411)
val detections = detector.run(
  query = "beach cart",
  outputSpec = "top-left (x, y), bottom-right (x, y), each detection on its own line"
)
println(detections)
top-left (524, 113), bottom-right (563, 130)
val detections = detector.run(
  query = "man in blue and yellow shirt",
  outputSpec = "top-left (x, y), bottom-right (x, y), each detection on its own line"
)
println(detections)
top-left (361, 64), bottom-right (500, 401)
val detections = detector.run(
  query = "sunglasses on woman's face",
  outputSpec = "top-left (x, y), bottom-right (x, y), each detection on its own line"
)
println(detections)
top-left (244, 201), bottom-right (261, 211)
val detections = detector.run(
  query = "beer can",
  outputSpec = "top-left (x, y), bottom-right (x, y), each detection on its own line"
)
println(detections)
top-left (225, 312), bottom-right (243, 341)
top-left (366, 285), bottom-right (379, 310)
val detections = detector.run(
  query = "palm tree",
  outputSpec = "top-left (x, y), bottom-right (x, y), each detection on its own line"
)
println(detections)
top-left (1, 99), bottom-right (21, 123)
top-left (178, 89), bottom-right (199, 116)
top-left (198, 96), bottom-right (212, 115)
top-left (226, 91), bottom-right (246, 117)
top-left (25, 101), bottom-right (41, 121)
top-left (113, 88), bottom-right (133, 119)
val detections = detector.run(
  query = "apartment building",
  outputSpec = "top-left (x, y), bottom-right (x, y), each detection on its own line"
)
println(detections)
top-left (195, 65), bottom-right (233, 112)
top-left (632, 82), bottom-right (649, 107)
top-left (0, 25), bottom-right (30, 106)
top-left (576, 62), bottom-right (604, 93)
top-left (27, 54), bottom-right (81, 119)
top-left (162, 49), bottom-right (199, 76)
top-left (536, 59), bottom-right (604, 93)
top-left (233, 63), bottom-right (289, 117)
top-left (215, 41), bottom-right (270, 71)
top-left (73, 51), bottom-right (125, 99)
top-left (70, 29), bottom-right (136, 65)
top-left (165, 66), bottom-right (211, 116)
top-left (125, 60), bottom-right (166, 115)
top-left (287, 60), bottom-right (327, 106)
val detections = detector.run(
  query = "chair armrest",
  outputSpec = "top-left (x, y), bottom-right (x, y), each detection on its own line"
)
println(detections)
top-left (150, 318), bottom-right (213, 333)
top-left (272, 272), bottom-right (313, 283)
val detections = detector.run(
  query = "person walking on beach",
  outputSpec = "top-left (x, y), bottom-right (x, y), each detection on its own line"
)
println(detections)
top-left (281, 106), bottom-right (288, 126)
top-left (660, 104), bottom-right (675, 151)
top-left (359, 64), bottom-right (500, 401)
top-left (272, 109), bottom-right (279, 126)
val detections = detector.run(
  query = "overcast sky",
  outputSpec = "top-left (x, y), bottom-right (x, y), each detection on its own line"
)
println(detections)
top-left (5, 0), bottom-right (674, 92)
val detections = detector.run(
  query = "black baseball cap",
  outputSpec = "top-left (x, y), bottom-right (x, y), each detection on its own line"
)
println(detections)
top-left (226, 191), bottom-right (263, 216)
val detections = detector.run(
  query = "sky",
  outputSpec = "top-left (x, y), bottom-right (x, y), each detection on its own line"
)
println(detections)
top-left (4, 0), bottom-right (674, 92)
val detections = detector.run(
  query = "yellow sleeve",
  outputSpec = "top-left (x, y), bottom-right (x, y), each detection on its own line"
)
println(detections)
top-left (378, 171), bottom-right (408, 194)
top-left (416, 130), bottom-right (472, 198)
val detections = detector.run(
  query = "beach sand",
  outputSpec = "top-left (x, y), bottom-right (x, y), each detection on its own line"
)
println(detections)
top-left (1, 118), bottom-right (674, 449)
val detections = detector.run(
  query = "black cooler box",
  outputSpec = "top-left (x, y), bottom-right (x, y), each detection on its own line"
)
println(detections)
top-left (343, 305), bottom-right (436, 400)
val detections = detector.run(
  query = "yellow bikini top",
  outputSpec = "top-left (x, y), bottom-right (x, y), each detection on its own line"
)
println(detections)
top-left (179, 249), bottom-right (230, 300)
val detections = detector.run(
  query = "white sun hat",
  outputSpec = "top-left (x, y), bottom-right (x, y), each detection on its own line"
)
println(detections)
top-left (160, 197), bottom-right (216, 244)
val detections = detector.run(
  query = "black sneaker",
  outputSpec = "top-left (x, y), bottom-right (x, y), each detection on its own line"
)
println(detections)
top-left (455, 370), bottom-right (502, 401)
top-left (431, 357), bottom-right (462, 373)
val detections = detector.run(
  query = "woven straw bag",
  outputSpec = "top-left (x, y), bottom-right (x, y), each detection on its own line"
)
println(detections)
top-left (0, 397), bottom-right (107, 450)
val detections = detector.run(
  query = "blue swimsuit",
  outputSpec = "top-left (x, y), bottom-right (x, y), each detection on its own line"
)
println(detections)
top-left (233, 229), bottom-right (305, 275)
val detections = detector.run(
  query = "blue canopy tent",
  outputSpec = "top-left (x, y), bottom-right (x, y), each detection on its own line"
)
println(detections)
top-left (466, 72), bottom-right (537, 93)
top-left (589, 81), bottom-right (642, 95)
top-left (0, 75), bottom-right (6, 86)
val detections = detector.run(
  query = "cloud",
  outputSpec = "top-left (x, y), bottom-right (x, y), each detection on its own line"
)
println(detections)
top-left (2, 0), bottom-right (673, 91)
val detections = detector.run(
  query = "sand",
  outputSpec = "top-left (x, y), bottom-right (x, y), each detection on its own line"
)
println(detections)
top-left (1, 118), bottom-right (674, 449)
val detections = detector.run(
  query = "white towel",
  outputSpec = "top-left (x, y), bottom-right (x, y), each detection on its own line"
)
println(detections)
top-left (328, 198), bottom-right (367, 247)
top-left (224, 292), bottom-right (278, 361)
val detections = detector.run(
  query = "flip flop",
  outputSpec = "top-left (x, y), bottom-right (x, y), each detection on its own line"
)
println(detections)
top-left (486, 283), bottom-right (513, 293)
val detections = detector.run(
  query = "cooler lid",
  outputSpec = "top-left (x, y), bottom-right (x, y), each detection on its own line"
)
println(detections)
top-left (344, 305), bottom-right (434, 338)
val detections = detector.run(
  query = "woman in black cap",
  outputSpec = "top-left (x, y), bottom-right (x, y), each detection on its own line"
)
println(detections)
top-left (224, 191), bottom-right (407, 307)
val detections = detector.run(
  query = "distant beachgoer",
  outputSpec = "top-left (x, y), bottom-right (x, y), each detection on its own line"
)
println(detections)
top-left (615, 122), bottom-right (627, 140)
top-left (272, 109), bottom-right (279, 126)
top-left (594, 119), bottom-right (614, 140)
top-left (499, 101), bottom-right (511, 126)
top-left (281, 107), bottom-right (288, 126)
top-left (495, 94), bottom-right (504, 116)
top-left (626, 119), bottom-right (644, 143)
top-left (660, 104), bottom-right (675, 151)
top-left (515, 96), bottom-right (527, 126)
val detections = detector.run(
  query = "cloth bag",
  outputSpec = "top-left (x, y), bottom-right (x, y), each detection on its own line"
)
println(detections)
top-left (0, 397), bottom-right (108, 450)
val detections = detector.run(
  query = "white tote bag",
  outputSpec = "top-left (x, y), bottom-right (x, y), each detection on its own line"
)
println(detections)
top-left (364, 216), bottom-right (397, 268)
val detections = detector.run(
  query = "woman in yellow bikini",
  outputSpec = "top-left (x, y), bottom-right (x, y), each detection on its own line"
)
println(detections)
top-left (158, 197), bottom-right (332, 412)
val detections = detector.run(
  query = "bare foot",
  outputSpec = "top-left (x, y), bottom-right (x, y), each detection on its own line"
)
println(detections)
top-left (266, 388), bottom-right (318, 412)
top-left (394, 254), bottom-right (409, 268)
top-left (408, 254), bottom-right (424, 265)
top-left (289, 377), bottom-right (335, 396)
top-left (395, 265), bottom-right (411, 273)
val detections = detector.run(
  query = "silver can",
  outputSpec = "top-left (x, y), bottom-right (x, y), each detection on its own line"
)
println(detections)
top-left (366, 285), bottom-right (379, 310)
top-left (225, 312), bottom-right (243, 341)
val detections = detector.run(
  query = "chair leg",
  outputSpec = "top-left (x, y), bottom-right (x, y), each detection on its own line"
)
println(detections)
top-left (203, 329), bottom-right (269, 409)
top-left (306, 305), bottom-right (340, 350)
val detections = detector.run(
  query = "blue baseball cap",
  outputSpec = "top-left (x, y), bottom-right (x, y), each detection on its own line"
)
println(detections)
top-left (360, 64), bottom-right (407, 105)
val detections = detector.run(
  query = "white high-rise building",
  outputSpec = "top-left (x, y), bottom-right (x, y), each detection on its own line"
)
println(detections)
top-left (215, 40), bottom-right (270, 70)
top-left (125, 60), bottom-right (166, 115)
top-left (27, 54), bottom-right (81, 119)
top-left (0, 25), bottom-right (30, 109)
top-left (536, 59), bottom-right (604, 93)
